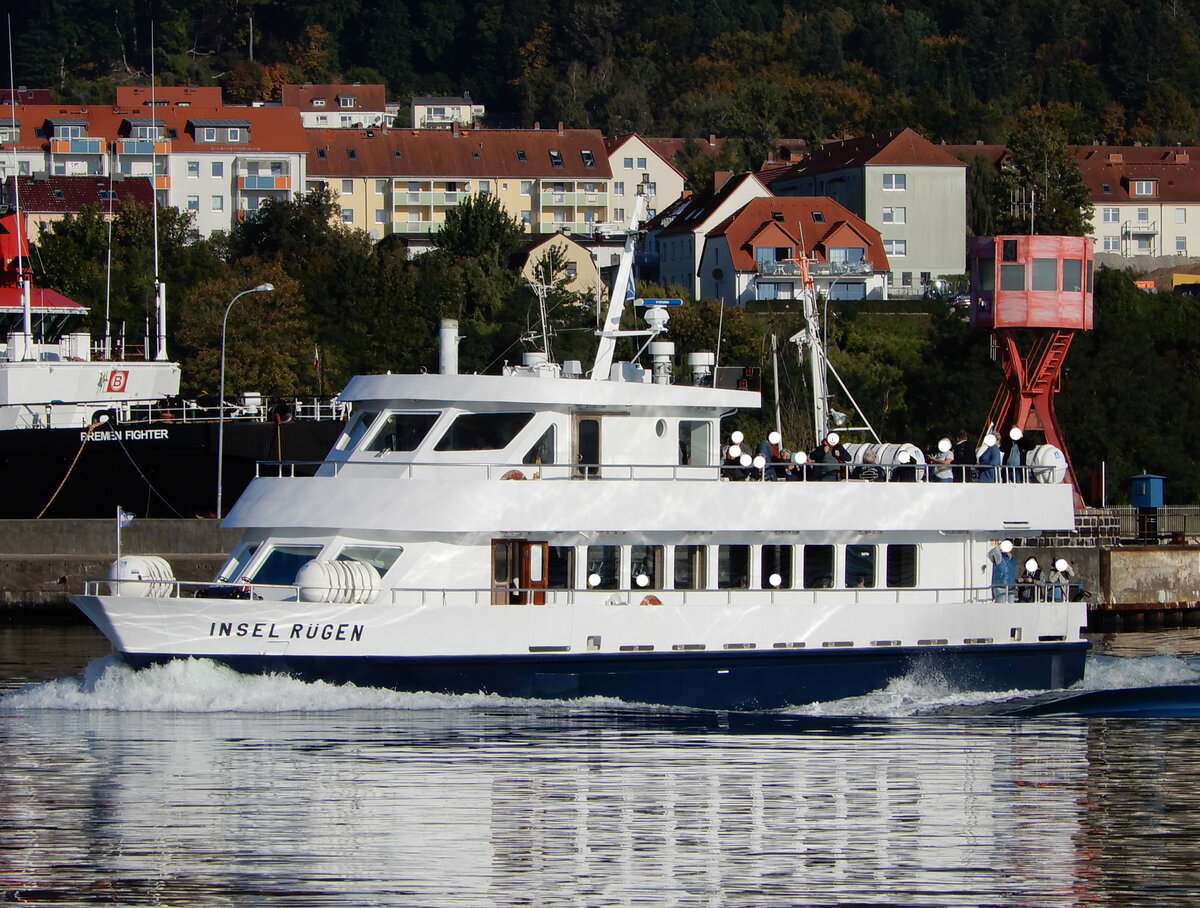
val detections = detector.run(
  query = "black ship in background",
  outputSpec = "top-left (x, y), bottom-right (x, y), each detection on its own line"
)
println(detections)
top-left (0, 209), bottom-right (345, 519)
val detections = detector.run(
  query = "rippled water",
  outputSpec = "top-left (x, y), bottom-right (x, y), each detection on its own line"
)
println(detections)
top-left (3, 626), bottom-right (1200, 906)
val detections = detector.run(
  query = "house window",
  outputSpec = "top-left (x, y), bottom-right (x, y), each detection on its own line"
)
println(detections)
top-left (375, 179), bottom-right (387, 194)
top-left (1133, 180), bottom-right (1156, 197)
top-left (1103, 236), bottom-right (1121, 252)
top-left (203, 128), bottom-right (216, 142)
top-left (211, 195), bottom-right (223, 211)
top-left (187, 160), bottom-right (199, 177)
top-left (812, 211), bottom-right (825, 223)
top-left (339, 96), bottom-right (355, 108)
top-left (1177, 208), bottom-right (1187, 224)
top-left (186, 195), bottom-right (199, 211)
top-left (521, 181), bottom-right (532, 195)
top-left (341, 179), bottom-right (354, 194)
top-left (1137, 208), bottom-right (1149, 222)
top-left (341, 209), bottom-right (354, 224)
top-left (613, 207), bottom-right (625, 222)
top-left (882, 173), bottom-right (906, 191)
top-left (636, 157), bottom-right (647, 168)
top-left (313, 99), bottom-right (326, 107)
top-left (478, 180), bottom-right (490, 194)
top-left (901, 272), bottom-right (913, 287)
top-left (517, 149), bottom-right (527, 161)
top-left (883, 239), bottom-right (906, 256)
top-left (1178, 236), bottom-right (1188, 254)
top-left (375, 209), bottom-right (386, 225)
top-left (645, 182), bottom-right (656, 195)
top-left (211, 161), bottom-right (223, 177)
top-left (1102, 207), bottom-right (1119, 223)
top-left (623, 157), bottom-right (633, 169)
top-left (520, 210), bottom-right (531, 225)
top-left (882, 207), bottom-right (905, 224)
top-left (229, 128), bottom-right (241, 142)
top-left (614, 181), bottom-right (624, 196)
top-left (315, 115), bottom-right (328, 125)
top-left (581, 149), bottom-right (596, 167)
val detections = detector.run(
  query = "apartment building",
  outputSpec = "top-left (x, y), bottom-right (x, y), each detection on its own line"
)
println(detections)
top-left (306, 124), bottom-right (612, 240)
top-left (282, 84), bottom-right (390, 129)
top-left (698, 196), bottom-right (889, 305)
top-left (770, 128), bottom-right (967, 295)
top-left (410, 93), bottom-right (485, 130)
top-left (2, 174), bottom-right (154, 238)
top-left (0, 103), bottom-right (308, 237)
top-left (602, 135), bottom-right (687, 224)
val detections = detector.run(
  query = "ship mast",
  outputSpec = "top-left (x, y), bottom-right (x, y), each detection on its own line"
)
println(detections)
top-left (591, 183), bottom-right (649, 380)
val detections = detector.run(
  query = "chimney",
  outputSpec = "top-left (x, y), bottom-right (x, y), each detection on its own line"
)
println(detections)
top-left (557, 122), bottom-right (563, 135)
top-left (708, 134), bottom-right (716, 146)
top-left (534, 121), bottom-right (540, 130)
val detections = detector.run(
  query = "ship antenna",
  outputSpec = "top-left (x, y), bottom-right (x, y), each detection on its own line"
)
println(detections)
top-left (149, 23), bottom-right (167, 361)
top-left (6, 16), bottom-right (33, 361)
top-left (591, 180), bottom-right (648, 380)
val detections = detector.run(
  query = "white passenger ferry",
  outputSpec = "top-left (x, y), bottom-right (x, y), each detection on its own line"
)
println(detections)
top-left (72, 226), bottom-right (1088, 710)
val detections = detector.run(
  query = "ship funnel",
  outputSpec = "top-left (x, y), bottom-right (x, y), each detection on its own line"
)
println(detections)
top-left (438, 319), bottom-right (460, 375)
top-left (688, 352), bottom-right (715, 387)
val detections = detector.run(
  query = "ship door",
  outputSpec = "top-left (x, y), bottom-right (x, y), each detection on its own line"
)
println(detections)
top-left (575, 416), bottom-right (600, 478)
top-left (491, 539), bottom-right (549, 605)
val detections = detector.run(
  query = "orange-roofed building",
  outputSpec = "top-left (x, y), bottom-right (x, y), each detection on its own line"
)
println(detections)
top-left (282, 83), bottom-right (390, 129)
top-left (698, 197), bottom-right (890, 306)
top-left (306, 125), bottom-right (612, 240)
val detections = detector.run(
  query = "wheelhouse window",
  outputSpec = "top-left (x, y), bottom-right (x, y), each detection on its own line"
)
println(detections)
top-left (586, 545), bottom-right (620, 590)
top-left (630, 545), bottom-right (664, 590)
top-left (337, 545), bottom-right (403, 576)
top-left (885, 544), bottom-right (917, 588)
top-left (679, 420), bottom-right (712, 465)
top-left (217, 543), bottom-right (259, 582)
top-left (717, 545), bottom-right (750, 589)
top-left (803, 545), bottom-right (835, 589)
top-left (335, 410), bottom-right (380, 451)
top-left (761, 545), bottom-right (792, 589)
top-left (845, 545), bottom-right (876, 588)
top-left (250, 545), bottom-right (323, 585)
top-left (434, 412), bottom-right (534, 451)
top-left (673, 545), bottom-right (706, 590)
top-left (363, 412), bottom-right (440, 452)
top-left (523, 425), bottom-right (556, 465)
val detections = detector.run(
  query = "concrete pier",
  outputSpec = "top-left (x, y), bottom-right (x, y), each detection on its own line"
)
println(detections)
top-left (0, 519), bottom-right (239, 622)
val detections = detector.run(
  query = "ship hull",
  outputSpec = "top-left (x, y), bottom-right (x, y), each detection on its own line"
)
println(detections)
top-left (0, 419), bottom-right (344, 519)
top-left (119, 643), bottom-right (1089, 710)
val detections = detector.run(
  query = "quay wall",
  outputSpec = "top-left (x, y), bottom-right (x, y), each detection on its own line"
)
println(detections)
top-left (0, 519), bottom-right (239, 622)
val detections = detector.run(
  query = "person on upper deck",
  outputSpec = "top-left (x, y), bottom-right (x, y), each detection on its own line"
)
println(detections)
top-left (952, 429), bottom-right (975, 482)
top-left (809, 433), bottom-right (848, 481)
top-left (930, 438), bottom-right (954, 482)
top-left (851, 448), bottom-right (886, 481)
top-left (977, 433), bottom-right (1001, 482)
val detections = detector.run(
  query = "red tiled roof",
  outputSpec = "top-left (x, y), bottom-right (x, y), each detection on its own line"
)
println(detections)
top-left (1074, 145), bottom-right (1200, 203)
top-left (3, 104), bottom-right (308, 153)
top-left (307, 127), bottom-right (612, 178)
top-left (115, 86), bottom-right (223, 107)
top-left (705, 196), bottom-right (888, 272)
top-left (789, 128), bottom-right (964, 175)
top-left (6, 174), bottom-right (154, 213)
top-left (655, 172), bottom-right (767, 237)
top-left (281, 83), bottom-right (388, 112)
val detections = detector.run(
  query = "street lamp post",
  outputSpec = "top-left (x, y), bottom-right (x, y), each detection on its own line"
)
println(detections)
top-left (216, 282), bottom-right (275, 519)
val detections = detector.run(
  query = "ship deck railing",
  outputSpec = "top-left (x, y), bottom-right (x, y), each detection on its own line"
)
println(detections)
top-left (81, 578), bottom-right (1075, 608)
top-left (254, 459), bottom-right (1054, 484)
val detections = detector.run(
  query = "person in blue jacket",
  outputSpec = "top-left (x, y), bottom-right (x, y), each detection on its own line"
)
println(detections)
top-left (989, 539), bottom-right (1017, 602)
top-left (977, 432), bottom-right (1001, 482)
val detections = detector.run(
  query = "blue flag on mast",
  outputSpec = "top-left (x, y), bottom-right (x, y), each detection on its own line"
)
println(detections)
top-left (118, 509), bottom-right (136, 528)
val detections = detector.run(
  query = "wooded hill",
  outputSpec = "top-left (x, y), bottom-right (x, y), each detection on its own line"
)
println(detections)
top-left (9, 0), bottom-right (1200, 164)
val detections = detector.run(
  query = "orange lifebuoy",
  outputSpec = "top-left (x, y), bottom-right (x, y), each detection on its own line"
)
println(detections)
top-left (501, 469), bottom-right (526, 480)
top-left (640, 594), bottom-right (662, 606)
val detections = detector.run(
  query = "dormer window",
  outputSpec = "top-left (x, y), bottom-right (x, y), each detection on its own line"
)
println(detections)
top-left (1133, 179), bottom-right (1157, 197)
top-left (203, 128), bottom-right (216, 142)
top-left (339, 95), bottom-right (356, 108)
top-left (313, 99), bottom-right (326, 107)
top-left (228, 128), bottom-right (241, 142)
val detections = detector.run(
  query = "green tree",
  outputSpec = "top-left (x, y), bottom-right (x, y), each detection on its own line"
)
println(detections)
top-left (994, 107), bottom-right (1094, 236)
top-left (433, 194), bottom-right (525, 272)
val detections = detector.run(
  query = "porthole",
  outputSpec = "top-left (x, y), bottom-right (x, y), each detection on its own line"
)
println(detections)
top-left (655, 419), bottom-right (667, 437)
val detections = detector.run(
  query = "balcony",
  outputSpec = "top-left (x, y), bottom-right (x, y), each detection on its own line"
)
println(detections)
top-left (154, 174), bottom-right (171, 189)
top-left (117, 139), bottom-right (172, 155)
top-left (1122, 220), bottom-right (1158, 236)
top-left (756, 259), bottom-right (874, 277)
top-left (238, 175), bottom-right (292, 190)
top-left (50, 137), bottom-right (104, 155)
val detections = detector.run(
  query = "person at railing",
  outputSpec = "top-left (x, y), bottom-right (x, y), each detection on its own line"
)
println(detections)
top-left (977, 433), bottom-right (1001, 482)
top-left (808, 433), bottom-right (848, 480)
top-left (1004, 427), bottom-right (1025, 482)
top-left (952, 429), bottom-right (976, 482)
top-left (851, 448), bottom-right (886, 481)
top-left (1017, 556), bottom-right (1043, 602)
top-left (1047, 558), bottom-right (1072, 602)
top-left (988, 539), bottom-right (1017, 602)
top-left (930, 438), bottom-right (954, 482)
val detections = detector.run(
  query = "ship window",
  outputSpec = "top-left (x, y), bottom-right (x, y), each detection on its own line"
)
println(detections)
top-left (845, 545), bottom-right (876, 588)
top-left (523, 425), bottom-right (556, 465)
top-left (337, 545), bottom-right (403, 576)
top-left (761, 545), bottom-right (792, 589)
top-left (717, 545), bottom-right (750, 589)
top-left (999, 264), bottom-right (1025, 291)
top-left (548, 546), bottom-right (574, 589)
top-left (435, 412), bottom-right (534, 451)
top-left (217, 543), bottom-right (259, 582)
top-left (364, 412), bottom-right (439, 452)
top-left (335, 409), bottom-right (379, 451)
top-left (679, 420), bottom-right (712, 465)
top-left (1032, 258), bottom-right (1057, 291)
top-left (1063, 259), bottom-right (1083, 293)
top-left (885, 544), bottom-right (917, 588)
top-left (586, 545), bottom-right (620, 590)
top-left (251, 545), bottom-right (323, 585)
top-left (803, 545), bottom-right (834, 589)
top-left (631, 545), bottom-right (664, 590)
top-left (673, 545), bottom-right (706, 590)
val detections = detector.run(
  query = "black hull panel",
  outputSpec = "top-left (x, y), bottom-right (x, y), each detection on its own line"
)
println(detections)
top-left (122, 643), bottom-right (1090, 710)
top-left (0, 420), bottom-right (344, 519)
